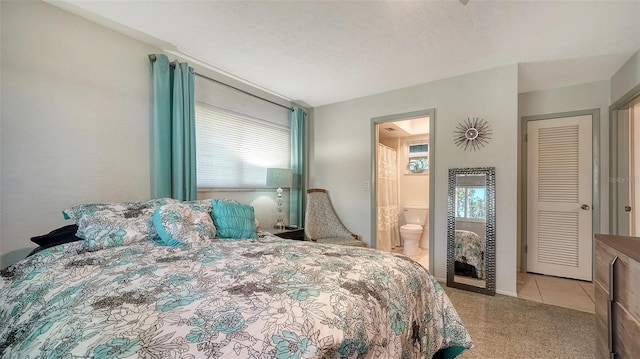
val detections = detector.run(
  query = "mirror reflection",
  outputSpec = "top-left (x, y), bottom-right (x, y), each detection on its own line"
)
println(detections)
top-left (453, 174), bottom-right (487, 288)
top-left (447, 167), bottom-right (496, 295)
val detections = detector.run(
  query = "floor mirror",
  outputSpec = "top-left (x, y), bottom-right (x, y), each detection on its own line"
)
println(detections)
top-left (446, 167), bottom-right (496, 295)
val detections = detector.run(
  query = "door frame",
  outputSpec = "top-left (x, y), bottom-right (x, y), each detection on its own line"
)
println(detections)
top-left (519, 109), bottom-right (600, 275)
top-left (371, 108), bottom-right (435, 272)
top-left (609, 83), bottom-right (640, 235)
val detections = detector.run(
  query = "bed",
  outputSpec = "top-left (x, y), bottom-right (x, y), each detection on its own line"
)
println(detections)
top-left (454, 230), bottom-right (485, 280)
top-left (0, 198), bottom-right (472, 358)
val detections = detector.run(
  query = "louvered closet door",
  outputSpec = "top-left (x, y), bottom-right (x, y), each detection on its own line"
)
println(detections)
top-left (527, 115), bottom-right (592, 281)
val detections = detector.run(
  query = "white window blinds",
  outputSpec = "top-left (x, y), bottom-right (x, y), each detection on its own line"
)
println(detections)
top-left (195, 102), bottom-right (290, 188)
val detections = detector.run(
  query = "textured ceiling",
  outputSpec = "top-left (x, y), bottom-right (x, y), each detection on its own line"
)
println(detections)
top-left (51, 0), bottom-right (640, 107)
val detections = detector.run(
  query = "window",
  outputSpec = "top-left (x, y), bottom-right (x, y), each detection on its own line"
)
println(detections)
top-left (407, 141), bottom-right (428, 174)
top-left (195, 102), bottom-right (290, 188)
top-left (455, 187), bottom-right (486, 219)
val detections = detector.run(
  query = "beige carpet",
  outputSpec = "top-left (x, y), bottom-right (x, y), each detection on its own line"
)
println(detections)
top-left (444, 286), bottom-right (595, 359)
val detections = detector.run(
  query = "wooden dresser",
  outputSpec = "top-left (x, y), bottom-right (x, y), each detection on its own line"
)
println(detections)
top-left (594, 234), bottom-right (640, 358)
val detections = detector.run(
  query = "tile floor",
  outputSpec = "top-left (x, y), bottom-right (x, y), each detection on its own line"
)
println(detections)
top-left (391, 247), bottom-right (595, 314)
top-left (391, 246), bottom-right (429, 269)
top-left (517, 272), bottom-right (595, 313)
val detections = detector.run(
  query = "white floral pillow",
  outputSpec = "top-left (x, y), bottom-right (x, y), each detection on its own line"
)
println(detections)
top-left (153, 201), bottom-right (216, 246)
top-left (63, 198), bottom-right (176, 252)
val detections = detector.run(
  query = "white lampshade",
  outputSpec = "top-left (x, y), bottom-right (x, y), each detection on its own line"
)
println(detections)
top-left (266, 168), bottom-right (292, 188)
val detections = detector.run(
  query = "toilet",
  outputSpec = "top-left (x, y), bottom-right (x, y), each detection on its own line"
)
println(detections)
top-left (400, 205), bottom-right (429, 256)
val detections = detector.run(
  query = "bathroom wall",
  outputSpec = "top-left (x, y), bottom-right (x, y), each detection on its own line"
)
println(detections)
top-left (398, 135), bottom-right (429, 207)
top-left (398, 134), bottom-right (429, 248)
top-left (378, 137), bottom-right (398, 149)
top-left (379, 133), bottom-right (430, 249)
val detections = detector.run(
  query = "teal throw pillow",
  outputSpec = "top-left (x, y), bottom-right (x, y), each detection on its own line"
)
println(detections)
top-left (211, 199), bottom-right (258, 239)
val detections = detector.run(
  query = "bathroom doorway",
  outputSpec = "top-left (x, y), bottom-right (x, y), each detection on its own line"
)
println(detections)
top-left (371, 109), bottom-right (434, 271)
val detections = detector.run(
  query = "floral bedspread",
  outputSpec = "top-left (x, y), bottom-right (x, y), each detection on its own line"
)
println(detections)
top-left (454, 230), bottom-right (485, 279)
top-left (0, 237), bottom-right (471, 358)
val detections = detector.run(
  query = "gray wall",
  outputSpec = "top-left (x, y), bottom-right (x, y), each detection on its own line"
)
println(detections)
top-left (3, 1), bottom-right (637, 294)
top-left (611, 50), bottom-right (640, 103)
top-left (1, 1), bottom-right (159, 266)
top-left (312, 65), bottom-right (519, 295)
top-left (0, 1), bottom-right (294, 267)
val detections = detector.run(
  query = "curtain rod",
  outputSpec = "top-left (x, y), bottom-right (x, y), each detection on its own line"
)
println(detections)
top-left (149, 54), bottom-right (293, 112)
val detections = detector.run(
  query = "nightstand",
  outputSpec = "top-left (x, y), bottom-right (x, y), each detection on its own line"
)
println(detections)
top-left (272, 228), bottom-right (305, 241)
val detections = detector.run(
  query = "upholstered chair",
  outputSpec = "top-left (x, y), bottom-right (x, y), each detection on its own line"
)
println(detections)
top-left (304, 189), bottom-right (367, 247)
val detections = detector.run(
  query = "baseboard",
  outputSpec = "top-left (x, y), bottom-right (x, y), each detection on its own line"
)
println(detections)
top-left (496, 289), bottom-right (518, 297)
top-left (439, 279), bottom-right (518, 298)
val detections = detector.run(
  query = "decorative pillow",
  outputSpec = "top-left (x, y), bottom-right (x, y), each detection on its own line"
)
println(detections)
top-left (211, 199), bottom-right (258, 239)
top-left (63, 198), bottom-right (175, 251)
top-left (153, 201), bottom-right (216, 246)
top-left (30, 224), bottom-right (82, 248)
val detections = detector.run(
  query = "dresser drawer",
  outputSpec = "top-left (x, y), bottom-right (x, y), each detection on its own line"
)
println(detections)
top-left (595, 240), bottom-right (640, 321)
top-left (613, 302), bottom-right (640, 358)
top-left (595, 264), bottom-right (640, 359)
top-left (594, 282), bottom-right (609, 359)
top-left (595, 239), bottom-right (617, 290)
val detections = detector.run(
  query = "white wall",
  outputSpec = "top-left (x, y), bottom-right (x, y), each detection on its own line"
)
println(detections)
top-left (312, 65), bottom-right (519, 295)
top-left (0, 1), bottom-right (160, 267)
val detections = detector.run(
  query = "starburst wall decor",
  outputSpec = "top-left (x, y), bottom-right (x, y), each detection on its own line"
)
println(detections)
top-left (453, 117), bottom-right (492, 151)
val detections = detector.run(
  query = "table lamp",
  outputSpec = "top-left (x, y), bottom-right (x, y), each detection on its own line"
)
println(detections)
top-left (266, 168), bottom-right (292, 230)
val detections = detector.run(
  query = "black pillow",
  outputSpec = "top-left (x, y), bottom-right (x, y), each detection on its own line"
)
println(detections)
top-left (30, 224), bottom-right (82, 248)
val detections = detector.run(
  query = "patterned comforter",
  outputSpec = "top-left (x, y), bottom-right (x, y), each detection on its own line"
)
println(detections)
top-left (454, 230), bottom-right (485, 279)
top-left (0, 236), bottom-right (472, 358)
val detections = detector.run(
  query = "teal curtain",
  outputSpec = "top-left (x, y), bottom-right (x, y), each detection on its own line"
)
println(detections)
top-left (290, 106), bottom-right (307, 226)
top-left (150, 54), bottom-right (197, 201)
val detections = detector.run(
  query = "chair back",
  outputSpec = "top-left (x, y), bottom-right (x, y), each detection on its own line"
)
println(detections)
top-left (304, 189), bottom-right (353, 240)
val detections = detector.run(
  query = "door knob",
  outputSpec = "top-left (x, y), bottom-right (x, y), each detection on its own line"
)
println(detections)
top-left (581, 204), bottom-right (591, 210)
top-left (625, 205), bottom-right (632, 212)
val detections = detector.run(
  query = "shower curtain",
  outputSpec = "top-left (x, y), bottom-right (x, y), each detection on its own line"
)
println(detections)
top-left (377, 144), bottom-right (400, 251)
